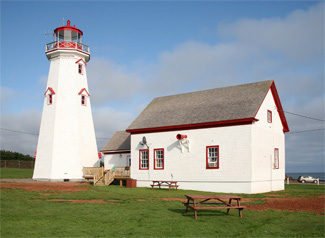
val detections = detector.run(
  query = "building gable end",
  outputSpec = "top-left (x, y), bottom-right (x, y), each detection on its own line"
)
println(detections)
top-left (254, 81), bottom-right (289, 132)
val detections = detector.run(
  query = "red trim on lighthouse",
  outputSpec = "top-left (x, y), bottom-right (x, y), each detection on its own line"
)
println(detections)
top-left (44, 87), bottom-right (56, 95)
top-left (54, 20), bottom-right (83, 35)
top-left (75, 59), bottom-right (87, 66)
top-left (78, 88), bottom-right (90, 96)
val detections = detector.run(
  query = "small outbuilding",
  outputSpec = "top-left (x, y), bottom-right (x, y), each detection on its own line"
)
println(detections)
top-left (101, 80), bottom-right (289, 193)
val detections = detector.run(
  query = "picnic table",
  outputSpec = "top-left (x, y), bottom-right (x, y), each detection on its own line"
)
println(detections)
top-left (151, 181), bottom-right (179, 191)
top-left (183, 194), bottom-right (245, 219)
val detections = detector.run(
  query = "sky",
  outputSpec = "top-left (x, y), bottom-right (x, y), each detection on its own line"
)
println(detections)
top-left (1, 1), bottom-right (324, 173)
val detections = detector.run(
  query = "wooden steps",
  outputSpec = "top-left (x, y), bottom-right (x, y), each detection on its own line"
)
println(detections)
top-left (94, 169), bottom-right (115, 186)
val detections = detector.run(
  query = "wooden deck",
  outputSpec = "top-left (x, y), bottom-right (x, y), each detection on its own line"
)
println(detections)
top-left (83, 166), bottom-right (131, 186)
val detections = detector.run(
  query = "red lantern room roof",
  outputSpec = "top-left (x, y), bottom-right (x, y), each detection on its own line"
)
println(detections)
top-left (54, 20), bottom-right (83, 35)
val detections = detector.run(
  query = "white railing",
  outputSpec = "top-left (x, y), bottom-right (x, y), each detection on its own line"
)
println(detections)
top-left (46, 41), bottom-right (90, 54)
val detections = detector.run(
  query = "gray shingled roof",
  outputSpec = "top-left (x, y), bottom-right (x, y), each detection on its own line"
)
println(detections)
top-left (100, 131), bottom-right (131, 152)
top-left (127, 80), bottom-right (274, 130)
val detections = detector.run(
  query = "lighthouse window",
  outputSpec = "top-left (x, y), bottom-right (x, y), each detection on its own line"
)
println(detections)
top-left (64, 30), bottom-right (72, 41)
top-left (72, 31), bottom-right (78, 42)
top-left (81, 95), bottom-right (86, 106)
top-left (78, 64), bottom-right (83, 74)
top-left (58, 31), bottom-right (64, 41)
top-left (47, 94), bottom-right (53, 105)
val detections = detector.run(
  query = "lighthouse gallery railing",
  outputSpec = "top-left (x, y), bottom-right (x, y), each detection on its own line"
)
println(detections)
top-left (46, 41), bottom-right (90, 54)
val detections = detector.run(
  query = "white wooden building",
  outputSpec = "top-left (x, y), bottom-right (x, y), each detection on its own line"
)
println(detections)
top-left (102, 80), bottom-right (289, 193)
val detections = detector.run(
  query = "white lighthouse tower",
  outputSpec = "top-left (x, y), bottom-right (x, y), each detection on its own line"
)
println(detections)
top-left (33, 20), bottom-right (99, 181)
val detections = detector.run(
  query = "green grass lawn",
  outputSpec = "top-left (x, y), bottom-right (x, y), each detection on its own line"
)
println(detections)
top-left (0, 171), bottom-right (324, 237)
top-left (0, 168), bottom-right (33, 179)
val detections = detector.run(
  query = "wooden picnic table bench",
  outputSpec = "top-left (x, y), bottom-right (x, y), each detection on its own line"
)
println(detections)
top-left (183, 194), bottom-right (245, 219)
top-left (151, 181), bottom-right (179, 191)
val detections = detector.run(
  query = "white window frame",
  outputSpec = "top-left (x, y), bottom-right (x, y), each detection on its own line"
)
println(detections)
top-left (81, 95), bottom-right (87, 106)
top-left (274, 148), bottom-right (279, 169)
top-left (127, 155), bottom-right (131, 167)
top-left (206, 146), bottom-right (219, 169)
top-left (78, 64), bottom-right (83, 74)
top-left (47, 94), bottom-right (53, 105)
top-left (267, 110), bottom-right (272, 123)
top-left (154, 149), bottom-right (164, 170)
top-left (139, 149), bottom-right (149, 170)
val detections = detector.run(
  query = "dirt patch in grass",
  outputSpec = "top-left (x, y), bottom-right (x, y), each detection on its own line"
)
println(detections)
top-left (159, 198), bottom-right (187, 202)
top-left (158, 196), bottom-right (324, 215)
top-left (0, 188), bottom-right (12, 191)
top-left (40, 193), bottom-right (53, 196)
top-left (245, 195), bottom-right (325, 215)
top-left (48, 199), bottom-right (107, 203)
top-left (0, 182), bottom-right (90, 192)
top-left (266, 194), bottom-right (286, 197)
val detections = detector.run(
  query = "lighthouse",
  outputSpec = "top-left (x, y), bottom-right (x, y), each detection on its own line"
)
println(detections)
top-left (33, 20), bottom-right (99, 181)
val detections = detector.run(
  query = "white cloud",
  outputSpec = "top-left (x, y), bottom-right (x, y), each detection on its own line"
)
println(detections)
top-left (92, 107), bottom-right (135, 150)
top-left (218, 3), bottom-right (324, 61)
top-left (0, 86), bottom-right (15, 107)
top-left (0, 110), bottom-right (41, 156)
top-left (87, 58), bottom-right (144, 105)
top-left (38, 75), bottom-right (48, 87)
top-left (146, 3), bottom-right (324, 98)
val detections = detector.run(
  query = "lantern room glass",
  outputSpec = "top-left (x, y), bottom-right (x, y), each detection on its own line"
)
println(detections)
top-left (55, 30), bottom-right (82, 43)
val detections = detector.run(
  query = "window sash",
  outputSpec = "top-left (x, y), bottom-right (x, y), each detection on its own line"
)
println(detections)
top-left (127, 155), bottom-right (131, 167)
top-left (78, 64), bottom-right (83, 74)
top-left (267, 110), bottom-right (272, 123)
top-left (274, 148), bottom-right (279, 169)
top-left (48, 94), bottom-right (53, 105)
top-left (81, 95), bottom-right (86, 106)
top-left (206, 146), bottom-right (219, 169)
top-left (154, 149), bottom-right (164, 169)
top-left (139, 150), bottom-right (148, 169)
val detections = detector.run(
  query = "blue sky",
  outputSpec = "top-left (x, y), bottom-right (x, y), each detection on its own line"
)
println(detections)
top-left (1, 1), bottom-right (324, 173)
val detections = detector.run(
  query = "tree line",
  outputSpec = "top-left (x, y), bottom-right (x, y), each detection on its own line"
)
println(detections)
top-left (0, 150), bottom-right (35, 161)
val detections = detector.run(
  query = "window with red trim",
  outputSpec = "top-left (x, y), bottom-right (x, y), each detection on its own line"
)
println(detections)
top-left (267, 110), bottom-right (272, 123)
top-left (47, 94), bottom-right (53, 105)
top-left (81, 95), bottom-right (86, 106)
top-left (274, 148), bottom-right (279, 169)
top-left (139, 149), bottom-right (149, 170)
top-left (78, 64), bottom-right (83, 74)
top-left (206, 146), bottom-right (219, 169)
top-left (154, 149), bottom-right (164, 170)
